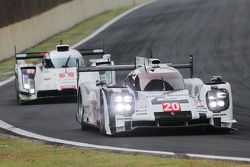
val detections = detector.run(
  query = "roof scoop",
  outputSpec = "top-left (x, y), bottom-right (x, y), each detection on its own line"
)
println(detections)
top-left (149, 59), bottom-right (161, 65)
top-left (57, 45), bottom-right (70, 52)
top-left (149, 59), bottom-right (161, 69)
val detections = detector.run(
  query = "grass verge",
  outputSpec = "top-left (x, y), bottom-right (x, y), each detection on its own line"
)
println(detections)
top-left (0, 3), bottom-right (249, 167)
top-left (0, 134), bottom-right (249, 167)
top-left (0, 6), bottom-right (131, 81)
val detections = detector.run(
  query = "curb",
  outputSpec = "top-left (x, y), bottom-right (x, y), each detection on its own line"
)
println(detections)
top-left (1, 0), bottom-right (250, 163)
top-left (1, 120), bottom-right (250, 162)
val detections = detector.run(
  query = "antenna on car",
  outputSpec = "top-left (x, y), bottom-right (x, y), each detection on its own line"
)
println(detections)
top-left (14, 45), bottom-right (17, 64)
top-left (190, 55), bottom-right (193, 78)
top-left (102, 40), bottom-right (105, 53)
top-left (144, 58), bottom-right (148, 73)
top-left (59, 40), bottom-right (63, 45)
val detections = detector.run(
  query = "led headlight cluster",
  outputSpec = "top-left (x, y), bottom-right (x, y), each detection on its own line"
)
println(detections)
top-left (22, 69), bottom-right (36, 94)
top-left (111, 93), bottom-right (134, 115)
top-left (206, 89), bottom-right (229, 112)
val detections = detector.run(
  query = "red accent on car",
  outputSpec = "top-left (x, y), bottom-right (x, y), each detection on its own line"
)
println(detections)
top-left (162, 102), bottom-right (181, 112)
top-left (39, 52), bottom-right (47, 57)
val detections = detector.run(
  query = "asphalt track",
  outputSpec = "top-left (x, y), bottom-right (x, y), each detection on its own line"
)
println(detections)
top-left (1, 0), bottom-right (250, 159)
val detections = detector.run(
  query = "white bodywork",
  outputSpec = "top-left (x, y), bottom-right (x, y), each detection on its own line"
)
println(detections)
top-left (76, 56), bottom-right (236, 135)
top-left (15, 45), bottom-right (83, 104)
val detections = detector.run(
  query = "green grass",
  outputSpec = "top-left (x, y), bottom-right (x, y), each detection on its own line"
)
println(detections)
top-left (0, 134), bottom-right (249, 167)
top-left (1, 3), bottom-right (249, 167)
top-left (0, 6), bottom-right (131, 81)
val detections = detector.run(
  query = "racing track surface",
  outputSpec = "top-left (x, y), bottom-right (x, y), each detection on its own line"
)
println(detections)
top-left (1, 0), bottom-right (250, 158)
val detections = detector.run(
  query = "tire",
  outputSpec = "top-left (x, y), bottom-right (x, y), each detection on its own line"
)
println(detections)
top-left (77, 91), bottom-right (87, 130)
top-left (15, 78), bottom-right (26, 105)
top-left (16, 90), bottom-right (25, 105)
top-left (99, 95), bottom-right (106, 134)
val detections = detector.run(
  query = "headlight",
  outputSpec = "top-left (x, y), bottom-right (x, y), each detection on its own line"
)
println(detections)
top-left (23, 83), bottom-right (30, 89)
top-left (111, 93), bottom-right (134, 115)
top-left (206, 89), bottom-right (229, 112)
top-left (22, 69), bottom-right (36, 94)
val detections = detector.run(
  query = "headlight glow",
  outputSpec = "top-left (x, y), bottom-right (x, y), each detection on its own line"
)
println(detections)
top-left (217, 100), bottom-right (225, 107)
top-left (114, 96), bottom-right (123, 103)
top-left (208, 96), bottom-right (216, 100)
top-left (124, 104), bottom-right (132, 111)
top-left (116, 103), bottom-right (124, 112)
top-left (217, 92), bottom-right (226, 99)
top-left (24, 83), bottom-right (30, 89)
top-left (209, 101), bottom-right (217, 108)
top-left (206, 89), bottom-right (229, 112)
top-left (111, 93), bottom-right (134, 114)
top-left (22, 68), bottom-right (36, 94)
top-left (29, 88), bottom-right (35, 94)
top-left (124, 96), bottom-right (133, 103)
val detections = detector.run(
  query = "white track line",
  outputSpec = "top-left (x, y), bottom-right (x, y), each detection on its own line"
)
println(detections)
top-left (0, 0), bottom-right (156, 88)
top-left (1, 120), bottom-right (250, 162)
top-left (1, 0), bottom-right (250, 163)
top-left (0, 76), bottom-right (15, 87)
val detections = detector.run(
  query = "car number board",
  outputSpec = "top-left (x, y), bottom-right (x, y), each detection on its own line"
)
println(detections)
top-left (162, 102), bottom-right (181, 112)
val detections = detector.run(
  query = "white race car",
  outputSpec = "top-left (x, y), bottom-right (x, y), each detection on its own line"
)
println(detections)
top-left (15, 44), bottom-right (103, 104)
top-left (76, 55), bottom-right (236, 135)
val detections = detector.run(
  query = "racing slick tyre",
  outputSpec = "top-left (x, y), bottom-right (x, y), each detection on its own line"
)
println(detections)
top-left (77, 91), bottom-right (87, 130)
top-left (99, 97), bottom-right (106, 134)
top-left (16, 91), bottom-right (26, 105)
top-left (15, 79), bottom-right (23, 104)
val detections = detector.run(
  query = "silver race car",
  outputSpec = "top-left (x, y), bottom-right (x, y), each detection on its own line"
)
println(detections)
top-left (76, 55), bottom-right (236, 135)
top-left (15, 44), bottom-right (104, 104)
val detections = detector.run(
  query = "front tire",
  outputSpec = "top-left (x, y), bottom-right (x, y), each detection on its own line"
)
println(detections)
top-left (77, 91), bottom-right (87, 130)
top-left (99, 97), bottom-right (106, 134)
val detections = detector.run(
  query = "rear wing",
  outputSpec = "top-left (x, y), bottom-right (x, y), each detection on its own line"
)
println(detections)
top-left (16, 52), bottom-right (47, 60)
top-left (136, 55), bottom-right (194, 78)
top-left (79, 49), bottom-right (104, 56)
top-left (15, 52), bottom-right (47, 64)
top-left (167, 55), bottom-right (193, 78)
top-left (78, 65), bottom-right (135, 73)
top-left (77, 55), bottom-right (194, 77)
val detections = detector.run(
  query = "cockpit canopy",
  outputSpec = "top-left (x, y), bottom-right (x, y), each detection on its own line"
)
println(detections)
top-left (126, 71), bottom-right (185, 91)
top-left (42, 50), bottom-right (82, 68)
top-left (43, 56), bottom-right (79, 68)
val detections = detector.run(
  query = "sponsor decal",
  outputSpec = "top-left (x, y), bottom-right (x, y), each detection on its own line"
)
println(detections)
top-left (26, 69), bottom-right (35, 74)
top-left (162, 102), bottom-right (181, 112)
top-left (59, 72), bottom-right (75, 78)
top-left (152, 98), bottom-right (188, 105)
top-left (136, 99), bottom-right (148, 111)
top-left (44, 78), bottom-right (51, 81)
top-left (213, 113), bottom-right (226, 117)
top-left (60, 85), bottom-right (76, 90)
top-left (196, 101), bottom-right (204, 107)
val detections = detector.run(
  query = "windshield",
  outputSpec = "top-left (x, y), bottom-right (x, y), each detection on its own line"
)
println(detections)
top-left (44, 57), bottom-right (78, 68)
top-left (137, 72), bottom-right (184, 91)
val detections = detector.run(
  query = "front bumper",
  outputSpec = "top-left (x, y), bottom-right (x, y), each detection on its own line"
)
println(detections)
top-left (37, 89), bottom-right (77, 98)
top-left (113, 111), bottom-right (236, 135)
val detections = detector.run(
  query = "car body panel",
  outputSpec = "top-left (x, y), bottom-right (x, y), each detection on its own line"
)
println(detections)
top-left (15, 45), bottom-right (83, 103)
top-left (76, 56), bottom-right (236, 135)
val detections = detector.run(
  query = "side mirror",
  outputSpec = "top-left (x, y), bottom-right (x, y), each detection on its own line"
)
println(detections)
top-left (96, 80), bottom-right (107, 86)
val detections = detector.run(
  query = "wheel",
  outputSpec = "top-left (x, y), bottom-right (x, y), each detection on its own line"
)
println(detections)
top-left (15, 78), bottom-right (21, 101)
top-left (77, 91), bottom-right (87, 130)
top-left (16, 91), bottom-right (25, 105)
top-left (99, 96), bottom-right (106, 134)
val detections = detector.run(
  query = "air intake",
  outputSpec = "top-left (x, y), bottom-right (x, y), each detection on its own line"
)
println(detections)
top-left (57, 45), bottom-right (70, 52)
